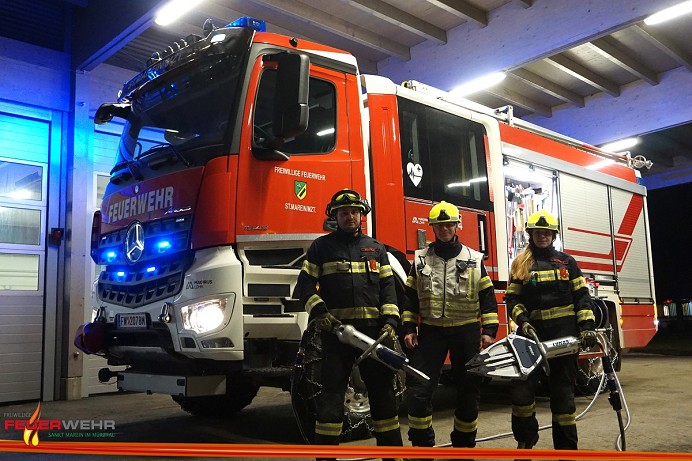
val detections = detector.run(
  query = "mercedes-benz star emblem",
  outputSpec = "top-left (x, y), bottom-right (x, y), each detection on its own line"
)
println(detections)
top-left (125, 222), bottom-right (145, 263)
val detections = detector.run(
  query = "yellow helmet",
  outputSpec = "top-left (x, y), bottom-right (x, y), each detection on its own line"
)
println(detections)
top-left (526, 210), bottom-right (559, 232)
top-left (428, 201), bottom-right (460, 225)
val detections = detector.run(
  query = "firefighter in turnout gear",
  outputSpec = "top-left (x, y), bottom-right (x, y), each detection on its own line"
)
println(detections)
top-left (294, 189), bottom-right (404, 460)
top-left (506, 209), bottom-right (597, 452)
top-left (402, 201), bottom-right (499, 449)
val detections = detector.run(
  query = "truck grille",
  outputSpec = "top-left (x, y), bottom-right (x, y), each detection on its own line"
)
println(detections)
top-left (97, 216), bottom-right (193, 308)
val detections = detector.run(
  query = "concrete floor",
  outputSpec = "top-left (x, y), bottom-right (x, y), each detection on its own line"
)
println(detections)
top-left (1, 352), bottom-right (691, 460)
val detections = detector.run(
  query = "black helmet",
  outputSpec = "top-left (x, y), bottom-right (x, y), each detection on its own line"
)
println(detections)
top-left (325, 189), bottom-right (371, 217)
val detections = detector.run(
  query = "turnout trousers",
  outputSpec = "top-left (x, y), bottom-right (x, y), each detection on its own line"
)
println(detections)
top-left (405, 323), bottom-right (481, 448)
top-left (510, 354), bottom-right (579, 450)
top-left (313, 325), bottom-right (403, 460)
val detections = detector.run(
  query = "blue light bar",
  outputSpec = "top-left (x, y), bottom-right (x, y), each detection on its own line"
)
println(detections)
top-left (146, 266), bottom-right (157, 273)
top-left (116, 271), bottom-right (126, 277)
top-left (228, 16), bottom-right (266, 32)
top-left (105, 251), bottom-right (117, 262)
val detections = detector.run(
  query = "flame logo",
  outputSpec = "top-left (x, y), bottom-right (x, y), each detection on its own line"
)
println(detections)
top-left (23, 402), bottom-right (41, 446)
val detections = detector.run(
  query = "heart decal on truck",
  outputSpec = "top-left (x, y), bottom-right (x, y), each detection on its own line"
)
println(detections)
top-left (406, 162), bottom-right (423, 187)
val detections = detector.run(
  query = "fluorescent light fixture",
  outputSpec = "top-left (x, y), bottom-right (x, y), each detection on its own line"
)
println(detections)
top-left (155, 0), bottom-right (205, 26)
top-left (601, 138), bottom-right (639, 152)
top-left (450, 72), bottom-right (506, 96)
top-left (644, 0), bottom-right (692, 25)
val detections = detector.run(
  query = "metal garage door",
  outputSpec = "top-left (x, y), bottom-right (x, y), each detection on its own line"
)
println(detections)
top-left (0, 107), bottom-right (50, 403)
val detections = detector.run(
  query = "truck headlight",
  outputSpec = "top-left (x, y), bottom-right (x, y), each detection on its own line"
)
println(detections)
top-left (180, 298), bottom-right (228, 334)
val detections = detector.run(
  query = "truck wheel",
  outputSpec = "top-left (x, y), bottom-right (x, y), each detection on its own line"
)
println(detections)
top-left (172, 374), bottom-right (260, 417)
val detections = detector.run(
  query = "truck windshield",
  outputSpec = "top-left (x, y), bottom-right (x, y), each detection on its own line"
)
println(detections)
top-left (113, 34), bottom-right (249, 170)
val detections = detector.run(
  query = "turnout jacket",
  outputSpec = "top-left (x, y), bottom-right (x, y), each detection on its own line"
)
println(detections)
top-left (295, 228), bottom-right (400, 325)
top-left (506, 246), bottom-right (596, 339)
top-left (402, 239), bottom-right (499, 337)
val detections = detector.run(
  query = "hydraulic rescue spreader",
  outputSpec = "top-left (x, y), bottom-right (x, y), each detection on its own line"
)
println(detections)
top-left (466, 332), bottom-right (628, 450)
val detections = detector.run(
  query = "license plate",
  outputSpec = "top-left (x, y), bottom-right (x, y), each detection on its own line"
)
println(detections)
top-left (116, 313), bottom-right (148, 328)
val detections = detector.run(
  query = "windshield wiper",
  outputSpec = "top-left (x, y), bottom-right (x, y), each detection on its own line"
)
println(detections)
top-left (110, 160), bottom-right (143, 184)
top-left (137, 143), bottom-right (192, 168)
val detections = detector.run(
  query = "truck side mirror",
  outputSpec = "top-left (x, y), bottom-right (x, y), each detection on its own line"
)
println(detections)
top-left (94, 103), bottom-right (131, 125)
top-left (272, 53), bottom-right (309, 139)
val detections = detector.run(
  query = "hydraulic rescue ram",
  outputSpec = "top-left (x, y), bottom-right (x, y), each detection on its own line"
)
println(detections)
top-left (335, 324), bottom-right (430, 382)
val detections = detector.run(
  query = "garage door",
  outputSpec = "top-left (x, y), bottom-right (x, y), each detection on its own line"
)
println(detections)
top-left (0, 110), bottom-right (49, 403)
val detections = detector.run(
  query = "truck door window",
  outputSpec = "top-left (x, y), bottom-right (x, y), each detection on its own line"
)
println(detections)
top-left (254, 71), bottom-right (336, 154)
top-left (398, 97), bottom-right (490, 210)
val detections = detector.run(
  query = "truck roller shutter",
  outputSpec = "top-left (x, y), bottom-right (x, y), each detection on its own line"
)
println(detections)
top-left (560, 174), bottom-right (615, 278)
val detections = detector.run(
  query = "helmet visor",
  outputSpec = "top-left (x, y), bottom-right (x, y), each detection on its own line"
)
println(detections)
top-left (334, 192), bottom-right (360, 205)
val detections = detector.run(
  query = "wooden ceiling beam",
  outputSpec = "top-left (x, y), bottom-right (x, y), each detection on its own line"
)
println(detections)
top-left (544, 54), bottom-right (620, 97)
top-left (589, 36), bottom-right (658, 85)
top-left (510, 68), bottom-right (585, 107)
top-left (633, 24), bottom-right (692, 72)
top-left (345, 0), bottom-right (446, 44)
top-left (424, 0), bottom-right (487, 27)
top-left (248, 0), bottom-right (410, 60)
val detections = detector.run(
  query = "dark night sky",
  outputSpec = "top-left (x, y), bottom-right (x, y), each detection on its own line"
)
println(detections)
top-left (647, 182), bottom-right (692, 303)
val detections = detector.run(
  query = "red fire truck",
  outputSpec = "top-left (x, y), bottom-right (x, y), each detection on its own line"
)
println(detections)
top-left (78, 17), bottom-right (656, 418)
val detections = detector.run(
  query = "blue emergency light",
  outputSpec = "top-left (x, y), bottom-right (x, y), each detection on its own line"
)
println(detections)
top-left (228, 16), bottom-right (266, 32)
top-left (156, 240), bottom-right (172, 253)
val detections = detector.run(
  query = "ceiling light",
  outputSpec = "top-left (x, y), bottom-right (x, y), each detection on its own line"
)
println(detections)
top-left (450, 72), bottom-right (506, 96)
top-left (601, 138), bottom-right (639, 152)
top-left (155, 0), bottom-right (205, 26)
top-left (644, 0), bottom-right (692, 25)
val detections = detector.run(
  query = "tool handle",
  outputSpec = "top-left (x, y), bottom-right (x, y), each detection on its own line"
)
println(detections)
top-left (356, 332), bottom-right (388, 365)
top-left (543, 336), bottom-right (581, 359)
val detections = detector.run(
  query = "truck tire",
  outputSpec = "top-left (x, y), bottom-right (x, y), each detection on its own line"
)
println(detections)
top-left (172, 374), bottom-right (260, 417)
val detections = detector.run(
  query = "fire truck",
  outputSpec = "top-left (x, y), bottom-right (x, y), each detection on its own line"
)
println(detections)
top-left (78, 17), bottom-right (657, 418)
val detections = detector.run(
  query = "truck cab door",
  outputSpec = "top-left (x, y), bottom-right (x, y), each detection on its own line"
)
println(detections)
top-left (237, 55), bottom-right (356, 240)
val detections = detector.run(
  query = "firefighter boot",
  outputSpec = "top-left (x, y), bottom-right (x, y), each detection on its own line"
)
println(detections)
top-left (515, 433), bottom-right (539, 461)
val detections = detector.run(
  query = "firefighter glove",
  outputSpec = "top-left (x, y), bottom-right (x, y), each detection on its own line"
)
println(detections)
top-left (580, 329), bottom-right (598, 349)
top-left (314, 312), bottom-right (340, 331)
top-left (380, 323), bottom-right (396, 339)
top-left (380, 315), bottom-right (399, 338)
top-left (521, 321), bottom-right (537, 339)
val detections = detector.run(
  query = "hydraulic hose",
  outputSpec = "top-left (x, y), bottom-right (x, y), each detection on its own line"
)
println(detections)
top-left (600, 344), bottom-right (630, 451)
